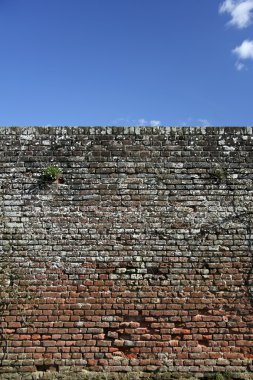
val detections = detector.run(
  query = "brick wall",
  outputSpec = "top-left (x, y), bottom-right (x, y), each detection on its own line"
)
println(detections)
top-left (0, 126), bottom-right (253, 377)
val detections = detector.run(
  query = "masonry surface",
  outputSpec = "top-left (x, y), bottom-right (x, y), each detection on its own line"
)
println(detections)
top-left (0, 126), bottom-right (253, 377)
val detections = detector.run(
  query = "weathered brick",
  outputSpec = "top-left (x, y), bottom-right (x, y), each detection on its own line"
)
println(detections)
top-left (1, 126), bottom-right (253, 375)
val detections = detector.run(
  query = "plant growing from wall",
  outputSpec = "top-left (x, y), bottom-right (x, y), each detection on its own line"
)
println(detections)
top-left (210, 166), bottom-right (227, 183)
top-left (43, 165), bottom-right (62, 182)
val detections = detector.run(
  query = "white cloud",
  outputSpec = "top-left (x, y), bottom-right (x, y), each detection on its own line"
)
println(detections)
top-left (112, 118), bottom-right (161, 126)
top-left (150, 120), bottom-right (161, 126)
top-left (219, 0), bottom-right (253, 28)
top-left (138, 118), bottom-right (148, 126)
top-left (235, 61), bottom-right (246, 70)
top-left (232, 39), bottom-right (253, 59)
top-left (198, 118), bottom-right (211, 127)
top-left (178, 117), bottom-right (212, 126)
top-left (137, 119), bottom-right (161, 126)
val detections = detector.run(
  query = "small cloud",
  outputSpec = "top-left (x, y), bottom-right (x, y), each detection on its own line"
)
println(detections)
top-left (232, 39), bottom-right (253, 59)
top-left (138, 118), bottom-right (148, 126)
top-left (150, 120), bottom-right (161, 127)
top-left (219, 0), bottom-right (253, 28)
top-left (178, 117), bottom-right (193, 126)
top-left (138, 118), bottom-right (161, 126)
top-left (112, 117), bottom-right (161, 126)
top-left (178, 117), bottom-right (212, 126)
top-left (235, 61), bottom-right (246, 70)
top-left (198, 118), bottom-right (211, 126)
top-left (112, 117), bottom-right (132, 125)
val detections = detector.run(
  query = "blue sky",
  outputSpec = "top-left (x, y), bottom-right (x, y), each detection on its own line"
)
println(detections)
top-left (0, 0), bottom-right (253, 126)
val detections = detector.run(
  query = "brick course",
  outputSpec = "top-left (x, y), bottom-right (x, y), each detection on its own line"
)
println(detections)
top-left (0, 126), bottom-right (253, 376)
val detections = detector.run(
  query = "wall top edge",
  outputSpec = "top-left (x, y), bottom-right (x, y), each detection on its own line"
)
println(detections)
top-left (0, 126), bottom-right (252, 136)
top-left (0, 126), bottom-right (253, 138)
